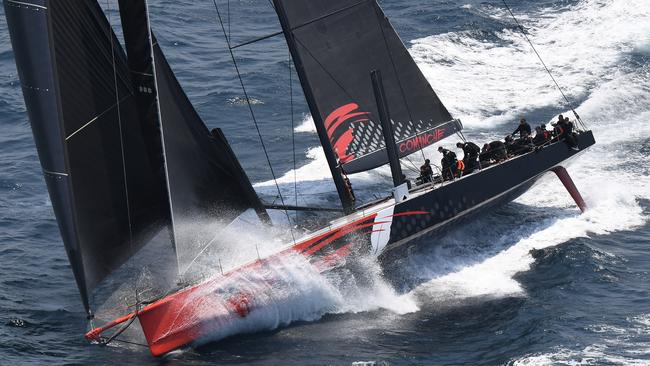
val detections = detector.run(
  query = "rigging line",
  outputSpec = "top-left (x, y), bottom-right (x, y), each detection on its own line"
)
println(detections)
top-left (501, 0), bottom-right (586, 128)
top-left (65, 95), bottom-right (131, 141)
top-left (374, 2), bottom-right (424, 149)
top-left (105, 0), bottom-right (134, 247)
top-left (227, 0), bottom-right (231, 43)
top-left (293, 36), bottom-right (357, 102)
top-left (107, 338), bottom-right (149, 348)
top-left (373, 3), bottom-right (427, 164)
top-left (404, 156), bottom-right (420, 172)
top-left (102, 291), bottom-right (142, 346)
top-left (403, 156), bottom-right (421, 174)
top-left (232, 0), bottom-right (367, 50)
top-left (456, 130), bottom-right (467, 143)
top-left (290, 54), bottom-right (298, 209)
top-left (231, 30), bottom-right (284, 50)
top-left (211, 0), bottom-right (296, 244)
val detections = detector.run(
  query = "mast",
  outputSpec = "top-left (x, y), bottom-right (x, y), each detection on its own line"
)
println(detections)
top-left (371, 70), bottom-right (404, 187)
top-left (272, 0), bottom-right (355, 214)
top-left (143, 0), bottom-right (179, 256)
top-left (120, 1), bottom-right (273, 271)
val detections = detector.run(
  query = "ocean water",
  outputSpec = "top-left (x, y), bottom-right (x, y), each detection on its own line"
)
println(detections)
top-left (1, 0), bottom-right (649, 365)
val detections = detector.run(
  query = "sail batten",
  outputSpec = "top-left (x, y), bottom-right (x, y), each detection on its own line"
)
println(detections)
top-left (273, 0), bottom-right (460, 175)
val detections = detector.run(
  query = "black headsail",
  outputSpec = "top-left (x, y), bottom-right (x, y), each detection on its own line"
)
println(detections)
top-left (5, 0), bottom-right (172, 312)
top-left (4, 0), bottom-right (267, 312)
top-left (272, 0), bottom-right (462, 176)
top-left (117, 0), bottom-right (270, 271)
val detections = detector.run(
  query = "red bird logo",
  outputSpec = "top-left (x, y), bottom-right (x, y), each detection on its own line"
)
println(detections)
top-left (324, 103), bottom-right (369, 163)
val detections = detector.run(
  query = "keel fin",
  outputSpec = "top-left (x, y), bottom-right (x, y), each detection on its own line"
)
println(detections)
top-left (551, 166), bottom-right (587, 213)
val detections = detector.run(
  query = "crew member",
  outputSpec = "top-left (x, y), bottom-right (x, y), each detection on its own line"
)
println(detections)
top-left (510, 134), bottom-right (534, 155)
top-left (341, 168), bottom-right (355, 203)
top-left (532, 126), bottom-right (546, 146)
top-left (512, 118), bottom-right (532, 139)
top-left (563, 116), bottom-right (579, 150)
top-left (564, 116), bottom-right (574, 132)
top-left (552, 121), bottom-right (565, 141)
top-left (540, 124), bottom-right (550, 140)
top-left (504, 135), bottom-right (516, 156)
top-left (488, 140), bottom-right (507, 162)
top-left (419, 159), bottom-right (433, 183)
top-left (480, 143), bottom-right (492, 165)
top-left (438, 146), bottom-right (457, 181)
top-left (551, 115), bottom-right (565, 139)
top-left (456, 141), bottom-right (480, 174)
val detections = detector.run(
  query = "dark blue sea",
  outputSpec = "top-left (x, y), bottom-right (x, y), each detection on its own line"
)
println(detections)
top-left (1, 0), bottom-right (649, 365)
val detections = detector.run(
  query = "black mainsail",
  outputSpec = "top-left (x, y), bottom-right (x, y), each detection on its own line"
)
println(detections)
top-left (272, 0), bottom-right (461, 180)
top-left (4, 0), bottom-right (267, 312)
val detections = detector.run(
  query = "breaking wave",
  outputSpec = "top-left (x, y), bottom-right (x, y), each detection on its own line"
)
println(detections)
top-left (512, 311), bottom-right (650, 366)
top-left (181, 250), bottom-right (418, 348)
top-left (410, 0), bottom-right (650, 128)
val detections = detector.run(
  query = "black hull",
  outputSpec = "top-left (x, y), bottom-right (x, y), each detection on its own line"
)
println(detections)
top-left (381, 131), bottom-right (596, 257)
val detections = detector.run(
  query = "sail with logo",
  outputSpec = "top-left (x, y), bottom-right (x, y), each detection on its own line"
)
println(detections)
top-left (272, 0), bottom-right (462, 175)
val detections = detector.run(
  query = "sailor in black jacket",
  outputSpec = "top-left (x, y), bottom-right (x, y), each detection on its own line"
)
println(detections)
top-left (438, 146), bottom-right (457, 181)
top-left (512, 118), bottom-right (532, 139)
top-left (456, 141), bottom-right (481, 173)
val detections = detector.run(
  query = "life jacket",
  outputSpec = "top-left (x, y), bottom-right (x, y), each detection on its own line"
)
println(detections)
top-left (457, 160), bottom-right (465, 171)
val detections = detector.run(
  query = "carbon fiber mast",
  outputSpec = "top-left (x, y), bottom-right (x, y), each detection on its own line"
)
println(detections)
top-left (371, 69), bottom-right (404, 188)
top-left (272, 0), bottom-right (355, 214)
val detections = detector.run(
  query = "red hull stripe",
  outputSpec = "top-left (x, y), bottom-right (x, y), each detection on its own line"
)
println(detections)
top-left (300, 216), bottom-right (375, 255)
top-left (304, 219), bottom-right (375, 256)
top-left (390, 211), bottom-right (429, 217)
